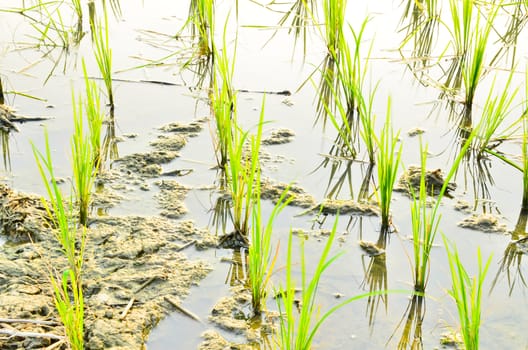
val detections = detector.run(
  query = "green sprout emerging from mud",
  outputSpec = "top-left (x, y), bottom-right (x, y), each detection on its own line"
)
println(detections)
top-left (410, 134), bottom-right (473, 293)
top-left (376, 98), bottom-right (402, 232)
top-left (443, 238), bottom-right (492, 350)
top-left (92, 1), bottom-right (114, 112)
top-left (32, 131), bottom-right (85, 350)
top-left (275, 217), bottom-right (380, 349)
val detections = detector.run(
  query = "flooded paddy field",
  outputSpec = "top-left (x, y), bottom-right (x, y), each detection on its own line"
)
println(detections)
top-left (1, 0), bottom-right (528, 349)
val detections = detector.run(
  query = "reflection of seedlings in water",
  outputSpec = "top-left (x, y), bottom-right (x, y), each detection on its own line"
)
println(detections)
top-left (209, 191), bottom-right (233, 236)
top-left (261, 179), bottom-right (315, 208)
top-left (395, 165), bottom-right (457, 197)
top-left (457, 213), bottom-right (507, 233)
top-left (360, 228), bottom-right (389, 328)
top-left (102, 115), bottom-right (119, 165)
top-left (491, 208), bottom-right (528, 294)
top-left (272, 0), bottom-right (316, 55)
top-left (222, 248), bottom-right (248, 287)
top-left (389, 294), bottom-right (425, 350)
top-left (0, 128), bottom-right (11, 170)
top-left (399, 0), bottom-right (440, 76)
top-left (155, 180), bottom-right (189, 219)
top-left (262, 128), bottom-right (295, 145)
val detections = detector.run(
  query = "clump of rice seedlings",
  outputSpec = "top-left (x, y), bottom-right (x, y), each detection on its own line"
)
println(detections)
top-left (313, 0), bottom-right (347, 125)
top-left (186, 0), bottom-right (215, 57)
top-left (32, 131), bottom-right (85, 350)
top-left (82, 61), bottom-right (104, 171)
top-left (522, 69), bottom-right (528, 210)
top-left (375, 98), bottom-right (402, 231)
top-left (92, 1), bottom-right (114, 112)
top-left (249, 153), bottom-right (291, 314)
top-left (443, 0), bottom-right (500, 120)
top-left (71, 90), bottom-right (97, 226)
top-left (322, 18), bottom-right (378, 163)
top-left (275, 217), bottom-right (375, 349)
top-left (472, 71), bottom-right (517, 159)
top-left (410, 135), bottom-right (473, 293)
top-left (226, 102), bottom-right (261, 240)
top-left (443, 237), bottom-right (492, 350)
top-left (211, 24), bottom-right (236, 170)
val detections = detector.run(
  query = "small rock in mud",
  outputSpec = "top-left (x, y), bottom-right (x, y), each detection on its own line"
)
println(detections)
top-left (150, 134), bottom-right (187, 152)
top-left (154, 180), bottom-right (189, 219)
top-left (458, 213), bottom-right (507, 233)
top-left (159, 120), bottom-right (204, 135)
top-left (454, 199), bottom-right (472, 213)
top-left (262, 128), bottom-right (295, 145)
top-left (395, 165), bottom-right (456, 197)
top-left (300, 199), bottom-right (379, 217)
top-left (407, 127), bottom-right (425, 137)
top-left (261, 179), bottom-right (316, 208)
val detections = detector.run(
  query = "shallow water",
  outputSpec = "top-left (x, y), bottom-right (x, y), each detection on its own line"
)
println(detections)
top-left (1, 0), bottom-right (528, 349)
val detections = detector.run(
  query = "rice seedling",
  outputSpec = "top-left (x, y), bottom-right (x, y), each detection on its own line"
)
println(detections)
top-left (211, 23), bottom-right (236, 170)
top-left (71, 90), bottom-right (97, 226)
top-left (82, 61), bottom-right (104, 171)
top-left (322, 0), bottom-right (346, 58)
top-left (443, 0), bottom-right (500, 118)
top-left (92, 1), bottom-right (114, 111)
top-left (275, 217), bottom-right (377, 349)
top-left (226, 98), bottom-right (264, 239)
top-left (312, 0), bottom-right (347, 125)
top-left (249, 177), bottom-right (291, 315)
top-left (471, 71), bottom-right (517, 159)
top-left (375, 98), bottom-right (402, 231)
top-left (186, 0), bottom-right (215, 57)
top-left (409, 133), bottom-right (473, 293)
top-left (321, 19), bottom-right (377, 163)
top-left (390, 294), bottom-right (425, 350)
top-left (443, 237), bottom-right (492, 350)
top-left (32, 131), bottom-right (85, 350)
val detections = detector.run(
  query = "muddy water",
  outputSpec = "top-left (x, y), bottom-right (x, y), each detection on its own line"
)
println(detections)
top-left (1, 0), bottom-right (528, 349)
